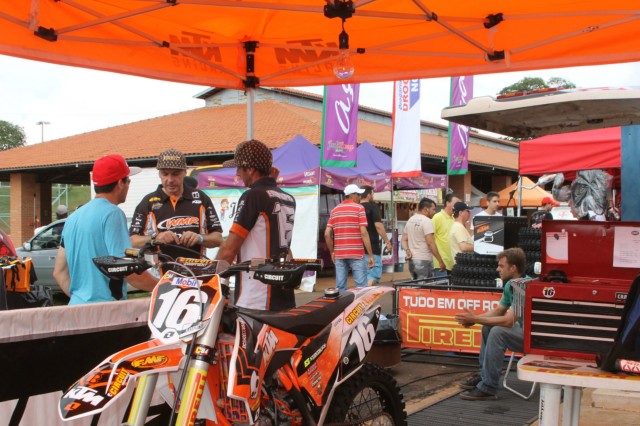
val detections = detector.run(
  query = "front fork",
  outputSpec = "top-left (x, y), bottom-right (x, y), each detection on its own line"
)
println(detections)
top-left (125, 347), bottom-right (220, 426)
top-left (174, 357), bottom-right (211, 425)
top-left (126, 374), bottom-right (158, 426)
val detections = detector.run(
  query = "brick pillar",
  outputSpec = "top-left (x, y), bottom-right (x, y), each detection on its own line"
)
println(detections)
top-left (492, 175), bottom-right (512, 192)
top-left (448, 173), bottom-right (472, 204)
top-left (9, 173), bottom-right (40, 245)
top-left (41, 184), bottom-right (52, 226)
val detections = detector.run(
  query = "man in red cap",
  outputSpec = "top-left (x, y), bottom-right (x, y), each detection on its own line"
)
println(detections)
top-left (531, 196), bottom-right (558, 228)
top-left (54, 154), bottom-right (157, 304)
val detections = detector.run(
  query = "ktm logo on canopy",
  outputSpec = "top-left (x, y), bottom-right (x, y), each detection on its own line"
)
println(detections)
top-left (168, 32), bottom-right (338, 67)
top-left (169, 32), bottom-right (222, 62)
top-left (275, 39), bottom-right (337, 65)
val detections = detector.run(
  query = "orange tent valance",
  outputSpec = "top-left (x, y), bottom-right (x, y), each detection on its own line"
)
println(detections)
top-left (480, 177), bottom-right (553, 208)
top-left (1, 2), bottom-right (639, 90)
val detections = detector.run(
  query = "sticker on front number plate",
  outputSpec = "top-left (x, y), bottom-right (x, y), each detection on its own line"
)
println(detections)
top-left (171, 276), bottom-right (201, 288)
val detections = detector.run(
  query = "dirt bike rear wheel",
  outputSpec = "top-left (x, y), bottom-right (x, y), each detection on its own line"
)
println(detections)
top-left (325, 363), bottom-right (407, 426)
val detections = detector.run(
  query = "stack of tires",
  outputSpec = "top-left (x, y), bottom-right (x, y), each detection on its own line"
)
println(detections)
top-left (449, 252), bottom-right (499, 290)
top-left (517, 227), bottom-right (542, 277)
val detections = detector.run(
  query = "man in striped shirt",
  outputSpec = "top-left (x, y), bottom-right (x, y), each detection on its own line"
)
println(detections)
top-left (324, 184), bottom-right (375, 291)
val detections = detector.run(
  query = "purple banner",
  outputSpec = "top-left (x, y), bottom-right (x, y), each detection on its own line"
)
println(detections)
top-left (321, 170), bottom-right (389, 192)
top-left (447, 76), bottom-right (473, 175)
top-left (198, 168), bottom-right (320, 189)
top-left (320, 84), bottom-right (360, 167)
top-left (321, 170), bottom-right (447, 192)
top-left (393, 173), bottom-right (448, 190)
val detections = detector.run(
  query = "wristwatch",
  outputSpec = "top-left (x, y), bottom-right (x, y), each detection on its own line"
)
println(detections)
top-left (197, 233), bottom-right (204, 244)
top-left (150, 231), bottom-right (158, 244)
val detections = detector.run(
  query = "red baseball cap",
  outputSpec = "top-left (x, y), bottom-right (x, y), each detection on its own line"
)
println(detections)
top-left (92, 154), bottom-right (141, 186)
top-left (541, 196), bottom-right (559, 206)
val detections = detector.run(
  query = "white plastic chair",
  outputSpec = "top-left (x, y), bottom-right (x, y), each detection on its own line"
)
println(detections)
top-left (503, 351), bottom-right (537, 400)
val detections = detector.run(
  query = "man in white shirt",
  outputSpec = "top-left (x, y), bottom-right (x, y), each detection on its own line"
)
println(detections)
top-left (401, 198), bottom-right (445, 280)
top-left (475, 192), bottom-right (501, 217)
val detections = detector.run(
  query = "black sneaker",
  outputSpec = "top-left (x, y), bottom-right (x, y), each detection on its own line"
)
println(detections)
top-left (460, 388), bottom-right (498, 401)
top-left (458, 374), bottom-right (481, 390)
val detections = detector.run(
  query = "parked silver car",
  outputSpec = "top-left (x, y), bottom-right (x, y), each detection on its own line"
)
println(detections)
top-left (16, 217), bottom-right (141, 294)
top-left (16, 219), bottom-right (65, 292)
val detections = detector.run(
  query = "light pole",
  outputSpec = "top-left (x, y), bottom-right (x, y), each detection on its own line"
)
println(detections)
top-left (36, 121), bottom-right (50, 143)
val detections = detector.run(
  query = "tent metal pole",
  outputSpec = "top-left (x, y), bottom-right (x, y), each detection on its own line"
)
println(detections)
top-left (391, 183), bottom-right (396, 284)
top-left (517, 176), bottom-right (523, 216)
top-left (246, 87), bottom-right (255, 139)
top-left (316, 164), bottom-right (322, 293)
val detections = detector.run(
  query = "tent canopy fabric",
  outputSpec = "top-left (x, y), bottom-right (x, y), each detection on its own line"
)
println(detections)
top-left (196, 134), bottom-right (321, 188)
top-left (2, 2), bottom-right (639, 89)
top-left (480, 177), bottom-right (553, 208)
top-left (195, 137), bottom-right (446, 191)
top-left (519, 127), bottom-right (621, 176)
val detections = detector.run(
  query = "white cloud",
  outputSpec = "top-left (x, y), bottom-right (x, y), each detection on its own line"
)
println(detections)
top-left (0, 56), bottom-right (207, 145)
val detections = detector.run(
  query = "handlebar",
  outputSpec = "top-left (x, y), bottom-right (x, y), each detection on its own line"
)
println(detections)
top-left (219, 258), bottom-right (323, 277)
top-left (219, 258), bottom-right (323, 290)
top-left (94, 241), bottom-right (323, 289)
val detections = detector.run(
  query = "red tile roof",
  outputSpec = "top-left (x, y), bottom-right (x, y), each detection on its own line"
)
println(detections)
top-left (0, 99), bottom-right (518, 171)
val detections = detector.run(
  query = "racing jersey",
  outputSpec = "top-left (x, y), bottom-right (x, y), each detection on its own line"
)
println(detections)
top-left (129, 184), bottom-right (222, 260)
top-left (231, 177), bottom-right (296, 311)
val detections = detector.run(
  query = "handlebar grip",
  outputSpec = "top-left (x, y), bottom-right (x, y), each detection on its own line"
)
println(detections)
top-left (218, 265), bottom-right (251, 278)
top-left (124, 248), bottom-right (141, 257)
top-left (289, 258), bottom-right (323, 271)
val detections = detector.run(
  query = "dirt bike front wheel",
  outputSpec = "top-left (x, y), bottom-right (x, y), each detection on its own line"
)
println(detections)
top-left (325, 363), bottom-right (408, 426)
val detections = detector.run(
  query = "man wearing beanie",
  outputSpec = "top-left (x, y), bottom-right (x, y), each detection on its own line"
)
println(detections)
top-left (130, 148), bottom-right (223, 262)
top-left (54, 154), bottom-right (157, 304)
top-left (216, 139), bottom-right (297, 311)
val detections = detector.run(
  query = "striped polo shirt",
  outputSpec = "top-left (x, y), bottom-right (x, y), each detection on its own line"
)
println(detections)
top-left (326, 199), bottom-right (368, 259)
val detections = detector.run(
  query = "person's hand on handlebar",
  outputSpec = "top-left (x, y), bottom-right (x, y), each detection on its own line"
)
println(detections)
top-left (153, 231), bottom-right (181, 246)
top-left (179, 231), bottom-right (203, 248)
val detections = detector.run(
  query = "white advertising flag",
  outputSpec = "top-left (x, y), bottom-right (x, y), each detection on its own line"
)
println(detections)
top-left (391, 80), bottom-right (422, 178)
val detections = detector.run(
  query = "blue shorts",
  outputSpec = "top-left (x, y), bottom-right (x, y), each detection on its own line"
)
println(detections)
top-left (365, 254), bottom-right (382, 284)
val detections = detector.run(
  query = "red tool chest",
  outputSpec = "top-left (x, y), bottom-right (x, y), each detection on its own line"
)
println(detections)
top-left (522, 220), bottom-right (639, 360)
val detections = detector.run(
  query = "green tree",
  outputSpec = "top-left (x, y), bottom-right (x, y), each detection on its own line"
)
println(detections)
top-left (0, 120), bottom-right (26, 150)
top-left (499, 76), bottom-right (576, 95)
top-left (546, 77), bottom-right (576, 89)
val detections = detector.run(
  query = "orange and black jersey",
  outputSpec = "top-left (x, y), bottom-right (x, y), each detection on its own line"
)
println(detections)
top-left (232, 177), bottom-right (296, 311)
top-left (129, 184), bottom-right (222, 260)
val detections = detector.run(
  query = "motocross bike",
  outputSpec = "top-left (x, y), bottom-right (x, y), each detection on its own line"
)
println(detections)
top-left (58, 244), bottom-right (407, 425)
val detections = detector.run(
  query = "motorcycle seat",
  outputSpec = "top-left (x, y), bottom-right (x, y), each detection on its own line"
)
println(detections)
top-left (238, 292), bottom-right (356, 337)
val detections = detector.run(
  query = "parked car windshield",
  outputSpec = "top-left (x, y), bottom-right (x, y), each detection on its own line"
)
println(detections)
top-left (30, 221), bottom-right (64, 250)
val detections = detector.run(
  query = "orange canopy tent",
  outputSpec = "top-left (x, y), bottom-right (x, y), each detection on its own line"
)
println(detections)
top-left (1, 1), bottom-right (639, 90)
top-left (480, 177), bottom-right (553, 208)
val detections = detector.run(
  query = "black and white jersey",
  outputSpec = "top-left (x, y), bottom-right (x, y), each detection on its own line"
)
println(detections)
top-left (130, 184), bottom-right (222, 260)
top-left (230, 177), bottom-right (296, 311)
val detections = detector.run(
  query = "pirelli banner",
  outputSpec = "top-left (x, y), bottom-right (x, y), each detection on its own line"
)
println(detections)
top-left (398, 287), bottom-right (502, 353)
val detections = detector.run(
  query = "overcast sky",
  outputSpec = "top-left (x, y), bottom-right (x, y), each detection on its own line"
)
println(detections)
top-left (1, 55), bottom-right (638, 145)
